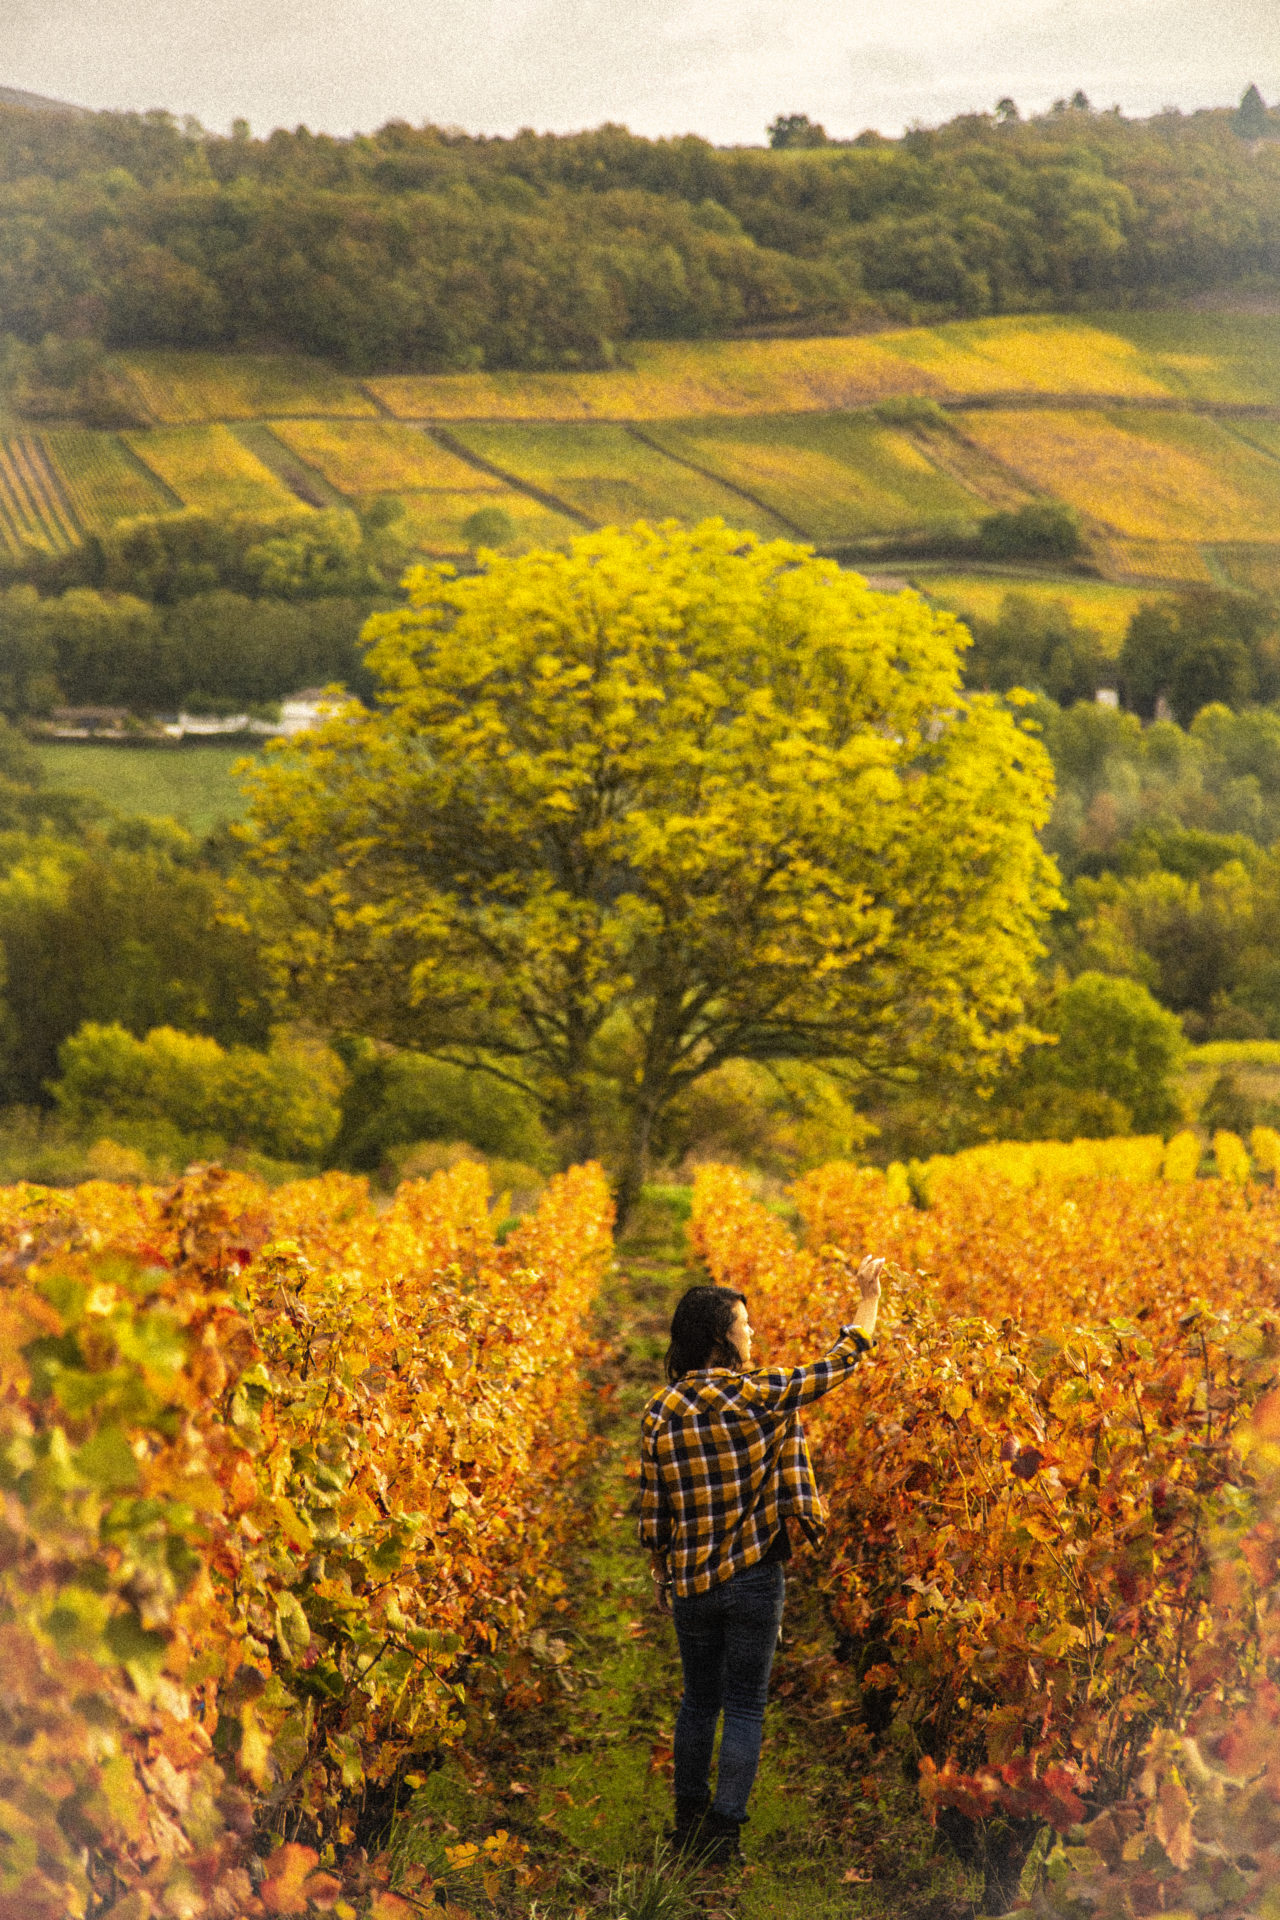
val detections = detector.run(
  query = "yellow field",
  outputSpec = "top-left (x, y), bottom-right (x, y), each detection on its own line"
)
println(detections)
top-left (644, 414), bottom-right (987, 542)
top-left (1100, 537), bottom-right (1214, 583)
top-left (959, 408), bottom-right (1280, 542)
top-left (395, 489), bottom-right (582, 555)
top-left (269, 420), bottom-right (502, 495)
top-left (0, 435), bottom-right (80, 555)
top-left (366, 335), bottom-right (940, 423)
top-left (117, 351), bottom-right (378, 425)
top-left (362, 317), bottom-right (1199, 425)
top-left (448, 423), bottom-right (790, 535)
top-left (887, 316), bottom-right (1172, 399)
top-left (44, 430), bottom-right (175, 530)
top-left (919, 571), bottom-right (1162, 645)
top-left (20, 313), bottom-right (1280, 582)
top-left (124, 424), bottom-right (310, 516)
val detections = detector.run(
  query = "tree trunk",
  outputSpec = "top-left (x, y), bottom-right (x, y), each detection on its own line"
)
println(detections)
top-left (614, 1101), bottom-right (655, 1236)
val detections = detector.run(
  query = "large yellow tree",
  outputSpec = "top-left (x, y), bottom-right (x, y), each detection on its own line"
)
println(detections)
top-left (242, 521), bottom-right (1059, 1215)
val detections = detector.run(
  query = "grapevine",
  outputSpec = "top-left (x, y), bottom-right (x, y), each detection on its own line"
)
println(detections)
top-left (690, 1157), bottom-right (1280, 1911)
top-left (0, 1159), bottom-right (612, 1917)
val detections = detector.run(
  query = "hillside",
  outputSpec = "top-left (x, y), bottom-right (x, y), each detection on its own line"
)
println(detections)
top-left (4, 98), bottom-right (1280, 374)
top-left (7, 310), bottom-right (1280, 605)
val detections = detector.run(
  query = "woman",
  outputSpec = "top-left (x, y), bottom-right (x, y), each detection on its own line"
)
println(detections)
top-left (638, 1258), bottom-right (884, 1865)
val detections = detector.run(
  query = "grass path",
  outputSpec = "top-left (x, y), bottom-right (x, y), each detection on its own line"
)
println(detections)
top-left (395, 1189), bottom-right (974, 1919)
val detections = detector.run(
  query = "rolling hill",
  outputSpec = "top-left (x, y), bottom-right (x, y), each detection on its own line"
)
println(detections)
top-left (8, 309), bottom-right (1280, 625)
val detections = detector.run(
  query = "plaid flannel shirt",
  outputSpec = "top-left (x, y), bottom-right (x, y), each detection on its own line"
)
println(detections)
top-left (638, 1325), bottom-right (872, 1598)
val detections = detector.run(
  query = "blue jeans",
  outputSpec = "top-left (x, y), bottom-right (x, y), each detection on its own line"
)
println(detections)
top-left (671, 1560), bottom-right (786, 1823)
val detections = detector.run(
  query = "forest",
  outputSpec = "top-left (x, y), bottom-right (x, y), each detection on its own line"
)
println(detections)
top-left (2, 93), bottom-right (1280, 372)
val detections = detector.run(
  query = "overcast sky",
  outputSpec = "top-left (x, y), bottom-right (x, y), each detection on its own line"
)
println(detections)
top-left (6, 0), bottom-right (1279, 144)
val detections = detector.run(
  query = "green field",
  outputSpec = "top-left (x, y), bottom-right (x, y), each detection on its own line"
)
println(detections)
top-left (448, 422), bottom-right (790, 535)
top-left (645, 413), bottom-right (991, 543)
top-left (1104, 312), bottom-right (1280, 408)
top-left (34, 743), bottom-right (260, 835)
top-left (44, 429), bottom-right (176, 530)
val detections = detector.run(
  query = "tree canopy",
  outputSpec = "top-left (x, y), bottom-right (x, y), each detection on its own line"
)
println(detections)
top-left (242, 520), bottom-right (1059, 1212)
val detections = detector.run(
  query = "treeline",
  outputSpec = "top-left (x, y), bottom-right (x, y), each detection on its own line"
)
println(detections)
top-left (0, 584), bottom-right (372, 714)
top-left (964, 584), bottom-right (1280, 719)
top-left (3, 96), bottom-right (1280, 371)
top-left (0, 506), bottom-right (414, 714)
top-left (957, 585), bottom-right (1280, 1037)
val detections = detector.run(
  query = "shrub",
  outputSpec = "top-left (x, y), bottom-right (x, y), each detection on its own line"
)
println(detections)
top-left (1198, 1069), bottom-right (1258, 1135)
top-left (1000, 971), bottom-right (1187, 1136)
top-left (331, 1045), bottom-right (550, 1173)
top-left (52, 1023), bottom-right (345, 1163)
top-left (977, 503), bottom-right (1082, 562)
top-left (461, 505), bottom-right (517, 551)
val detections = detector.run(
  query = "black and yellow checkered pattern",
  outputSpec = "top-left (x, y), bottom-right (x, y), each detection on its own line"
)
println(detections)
top-left (638, 1327), bottom-right (872, 1598)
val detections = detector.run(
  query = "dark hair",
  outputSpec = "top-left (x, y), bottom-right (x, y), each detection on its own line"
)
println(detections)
top-left (666, 1285), bottom-right (747, 1383)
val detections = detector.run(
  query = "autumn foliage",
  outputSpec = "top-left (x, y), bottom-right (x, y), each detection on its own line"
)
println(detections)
top-left (691, 1156), bottom-right (1280, 1912)
top-left (0, 1160), bottom-right (611, 1919)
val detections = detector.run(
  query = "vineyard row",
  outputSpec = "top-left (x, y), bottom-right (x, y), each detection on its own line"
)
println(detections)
top-left (0, 1160), bottom-right (613, 1919)
top-left (690, 1159), bottom-right (1280, 1916)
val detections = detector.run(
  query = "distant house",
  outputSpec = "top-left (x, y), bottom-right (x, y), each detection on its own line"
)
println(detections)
top-left (44, 707), bottom-right (134, 740)
top-left (167, 695), bottom-right (332, 738)
top-left (38, 691), bottom-right (337, 744)
top-left (166, 712), bottom-right (258, 738)
top-left (277, 690), bottom-right (336, 735)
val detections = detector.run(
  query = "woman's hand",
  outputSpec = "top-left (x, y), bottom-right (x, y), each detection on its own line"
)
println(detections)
top-left (651, 1556), bottom-right (672, 1615)
top-left (851, 1255), bottom-right (884, 1338)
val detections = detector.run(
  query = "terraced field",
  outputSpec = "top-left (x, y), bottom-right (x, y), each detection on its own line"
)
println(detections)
top-left (394, 488), bottom-right (582, 555)
top-left (118, 351), bottom-right (378, 425)
top-left (269, 419), bottom-right (504, 496)
top-left (448, 422), bottom-right (790, 535)
top-left (43, 430), bottom-right (175, 530)
top-left (1101, 539), bottom-right (1214, 584)
top-left (960, 408), bottom-right (1280, 542)
top-left (643, 413), bottom-right (994, 543)
top-left (888, 316), bottom-right (1172, 400)
top-left (0, 434), bottom-right (80, 556)
top-left (13, 311), bottom-right (1280, 583)
top-left (124, 425), bottom-right (309, 516)
top-left (367, 336), bottom-right (936, 423)
top-left (364, 315), bottom-right (1205, 423)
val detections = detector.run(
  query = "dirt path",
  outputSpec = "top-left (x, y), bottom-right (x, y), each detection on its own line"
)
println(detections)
top-left (394, 1188), bottom-right (975, 1919)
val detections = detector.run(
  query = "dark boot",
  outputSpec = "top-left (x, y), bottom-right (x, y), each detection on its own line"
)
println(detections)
top-left (667, 1793), bottom-right (710, 1853)
top-left (698, 1808), bottom-right (743, 1867)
